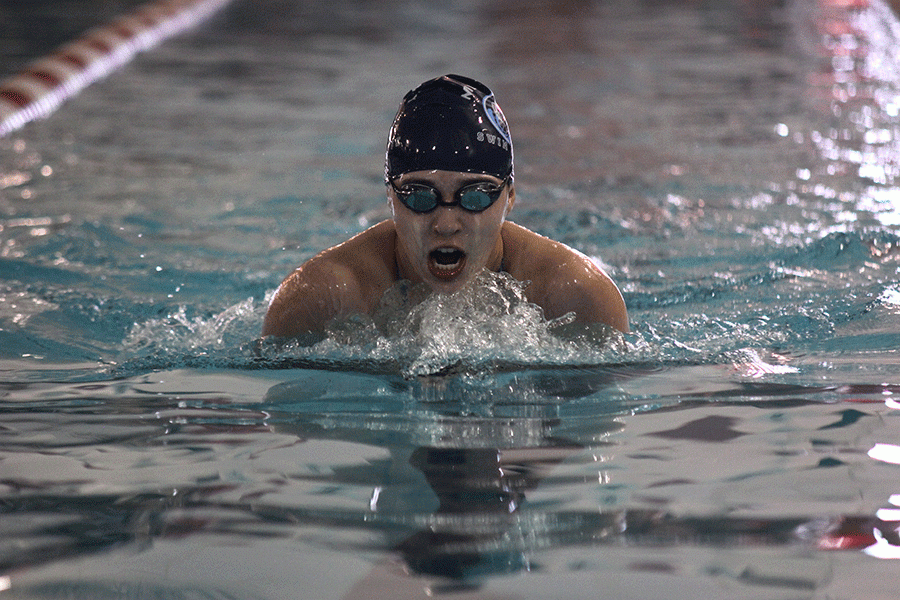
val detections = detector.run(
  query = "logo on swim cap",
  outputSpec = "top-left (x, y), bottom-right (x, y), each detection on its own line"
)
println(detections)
top-left (483, 94), bottom-right (512, 146)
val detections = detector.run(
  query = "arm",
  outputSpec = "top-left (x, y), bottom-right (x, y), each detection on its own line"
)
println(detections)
top-left (541, 253), bottom-right (630, 333)
top-left (261, 258), bottom-right (363, 339)
top-left (262, 220), bottom-right (398, 339)
top-left (502, 223), bottom-right (629, 333)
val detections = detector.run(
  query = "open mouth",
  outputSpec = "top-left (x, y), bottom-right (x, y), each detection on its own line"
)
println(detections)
top-left (428, 247), bottom-right (466, 280)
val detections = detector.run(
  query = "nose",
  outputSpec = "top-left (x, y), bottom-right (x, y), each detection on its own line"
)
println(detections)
top-left (431, 206), bottom-right (463, 236)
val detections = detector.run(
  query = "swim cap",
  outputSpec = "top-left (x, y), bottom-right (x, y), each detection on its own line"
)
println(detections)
top-left (385, 74), bottom-right (514, 182)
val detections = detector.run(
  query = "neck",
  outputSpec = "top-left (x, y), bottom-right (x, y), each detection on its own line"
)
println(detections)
top-left (488, 235), bottom-right (505, 273)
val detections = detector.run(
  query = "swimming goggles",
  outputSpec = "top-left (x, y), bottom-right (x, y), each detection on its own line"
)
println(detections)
top-left (389, 175), bottom-right (510, 213)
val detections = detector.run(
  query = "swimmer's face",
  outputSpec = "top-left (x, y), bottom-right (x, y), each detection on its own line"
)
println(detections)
top-left (389, 169), bottom-right (515, 293)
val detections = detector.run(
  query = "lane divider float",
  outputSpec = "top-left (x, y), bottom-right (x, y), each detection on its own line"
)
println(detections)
top-left (0, 0), bottom-right (232, 138)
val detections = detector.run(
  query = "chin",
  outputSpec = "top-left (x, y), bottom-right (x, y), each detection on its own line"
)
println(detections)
top-left (427, 279), bottom-right (465, 294)
top-left (426, 272), bottom-right (473, 294)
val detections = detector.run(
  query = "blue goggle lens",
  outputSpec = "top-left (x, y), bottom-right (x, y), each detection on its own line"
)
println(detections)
top-left (391, 178), bottom-right (508, 213)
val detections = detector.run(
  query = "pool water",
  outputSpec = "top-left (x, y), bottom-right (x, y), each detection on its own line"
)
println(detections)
top-left (2, 0), bottom-right (900, 598)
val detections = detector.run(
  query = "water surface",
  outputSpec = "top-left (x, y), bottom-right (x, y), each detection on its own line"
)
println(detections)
top-left (2, 0), bottom-right (900, 598)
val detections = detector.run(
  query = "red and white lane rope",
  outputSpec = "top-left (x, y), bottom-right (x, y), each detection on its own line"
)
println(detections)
top-left (0, 0), bottom-right (232, 138)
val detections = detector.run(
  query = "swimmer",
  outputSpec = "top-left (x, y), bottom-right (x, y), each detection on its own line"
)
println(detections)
top-left (262, 74), bottom-right (628, 339)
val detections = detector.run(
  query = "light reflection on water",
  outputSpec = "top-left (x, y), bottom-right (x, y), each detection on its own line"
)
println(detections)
top-left (1, 0), bottom-right (900, 598)
top-left (2, 371), bottom-right (900, 599)
top-left (803, 0), bottom-right (900, 227)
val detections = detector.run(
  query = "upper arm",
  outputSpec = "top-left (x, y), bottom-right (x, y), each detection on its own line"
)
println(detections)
top-left (539, 257), bottom-right (629, 333)
top-left (552, 260), bottom-right (629, 332)
top-left (515, 230), bottom-right (629, 333)
top-left (262, 221), bottom-right (397, 340)
top-left (261, 259), bottom-right (362, 338)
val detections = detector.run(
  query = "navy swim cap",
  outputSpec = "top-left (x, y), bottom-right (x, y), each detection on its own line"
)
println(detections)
top-left (385, 74), bottom-right (514, 182)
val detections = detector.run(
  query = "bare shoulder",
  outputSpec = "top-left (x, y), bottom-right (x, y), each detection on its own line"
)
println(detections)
top-left (262, 221), bottom-right (398, 338)
top-left (501, 222), bottom-right (629, 332)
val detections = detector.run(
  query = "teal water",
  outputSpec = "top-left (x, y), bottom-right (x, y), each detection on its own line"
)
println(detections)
top-left (2, 0), bottom-right (900, 598)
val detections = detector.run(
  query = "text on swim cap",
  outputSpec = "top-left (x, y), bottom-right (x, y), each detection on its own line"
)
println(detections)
top-left (476, 130), bottom-right (510, 150)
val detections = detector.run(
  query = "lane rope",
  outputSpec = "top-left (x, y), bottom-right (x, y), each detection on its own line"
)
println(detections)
top-left (0, 0), bottom-right (232, 138)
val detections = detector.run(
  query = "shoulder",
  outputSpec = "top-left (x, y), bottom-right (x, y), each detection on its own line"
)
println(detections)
top-left (501, 222), bottom-right (629, 332)
top-left (501, 222), bottom-right (568, 266)
top-left (323, 219), bottom-right (397, 275)
top-left (262, 221), bottom-right (398, 338)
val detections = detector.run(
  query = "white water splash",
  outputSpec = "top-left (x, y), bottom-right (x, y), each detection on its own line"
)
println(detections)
top-left (118, 271), bottom-right (630, 377)
top-left (118, 270), bottom-right (809, 381)
top-left (122, 295), bottom-right (264, 356)
top-left (311, 271), bottom-right (626, 377)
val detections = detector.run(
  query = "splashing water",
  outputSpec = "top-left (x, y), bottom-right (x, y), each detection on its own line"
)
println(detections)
top-left (117, 256), bottom-right (843, 381)
top-left (119, 271), bottom-right (627, 378)
top-left (122, 295), bottom-right (261, 355)
top-left (118, 295), bottom-right (267, 373)
top-left (322, 271), bottom-right (625, 377)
